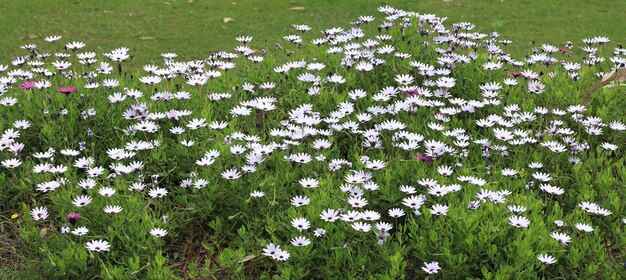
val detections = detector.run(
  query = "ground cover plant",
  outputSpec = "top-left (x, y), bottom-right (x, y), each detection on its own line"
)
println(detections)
top-left (0, 4), bottom-right (625, 280)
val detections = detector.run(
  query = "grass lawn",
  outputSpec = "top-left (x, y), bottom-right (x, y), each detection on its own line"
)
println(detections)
top-left (0, 0), bottom-right (624, 62)
top-left (0, 1), bottom-right (624, 279)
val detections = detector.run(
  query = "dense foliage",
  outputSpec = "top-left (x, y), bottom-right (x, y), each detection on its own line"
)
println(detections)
top-left (0, 5), bottom-right (624, 279)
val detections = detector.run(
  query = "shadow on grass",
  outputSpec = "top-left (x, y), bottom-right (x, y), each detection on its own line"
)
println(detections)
top-left (0, 216), bottom-right (44, 280)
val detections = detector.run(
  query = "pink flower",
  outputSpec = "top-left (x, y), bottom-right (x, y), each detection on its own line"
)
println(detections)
top-left (507, 71), bottom-right (523, 78)
top-left (20, 81), bottom-right (36, 90)
top-left (416, 154), bottom-right (433, 164)
top-left (66, 213), bottom-right (80, 225)
top-left (57, 86), bottom-right (77, 95)
top-left (406, 88), bottom-right (422, 97)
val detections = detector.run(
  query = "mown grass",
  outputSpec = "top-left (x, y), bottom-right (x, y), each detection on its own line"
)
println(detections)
top-left (0, 1), bottom-right (624, 280)
top-left (0, 0), bottom-right (624, 63)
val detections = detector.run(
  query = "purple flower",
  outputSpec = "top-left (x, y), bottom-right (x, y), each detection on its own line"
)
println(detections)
top-left (20, 81), bottom-right (36, 90)
top-left (66, 213), bottom-right (80, 225)
top-left (416, 154), bottom-right (433, 164)
top-left (57, 86), bottom-right (77, 95)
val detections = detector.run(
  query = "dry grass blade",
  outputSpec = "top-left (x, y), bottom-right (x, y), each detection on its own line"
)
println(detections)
top-left (582, 68), bottom-right (626, 104)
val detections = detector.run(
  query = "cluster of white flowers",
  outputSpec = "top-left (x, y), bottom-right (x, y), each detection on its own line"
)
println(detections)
top-left (1, 5), bottom-right (623, 275)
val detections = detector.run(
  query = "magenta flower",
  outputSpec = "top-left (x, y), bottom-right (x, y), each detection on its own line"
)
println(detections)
top-left (507, 71), bottom-right (523, 78)
top-left (20, 81), bottom-right (36, 90)
top-left (416, 154), bottom-right (433, 164)
top-left (559, 49), bottom-right (572, 54)
top-left (66, 213), bottom-right (80, 225)
top-left (57, 86), bottom-right (77, 95)
top-left (406, 88), bottom-right (423, 97)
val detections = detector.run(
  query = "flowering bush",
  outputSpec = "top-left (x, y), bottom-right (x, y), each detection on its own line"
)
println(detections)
top-left (1, 5), bottom-right (624, 279)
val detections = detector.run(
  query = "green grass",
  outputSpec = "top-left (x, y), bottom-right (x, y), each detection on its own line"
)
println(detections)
top-left (0, 1), bottom-right (625, 279)
top-left (0, 0), bottom-right (624, 63)
top-left (0, 266), bottom-right (43, 280)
